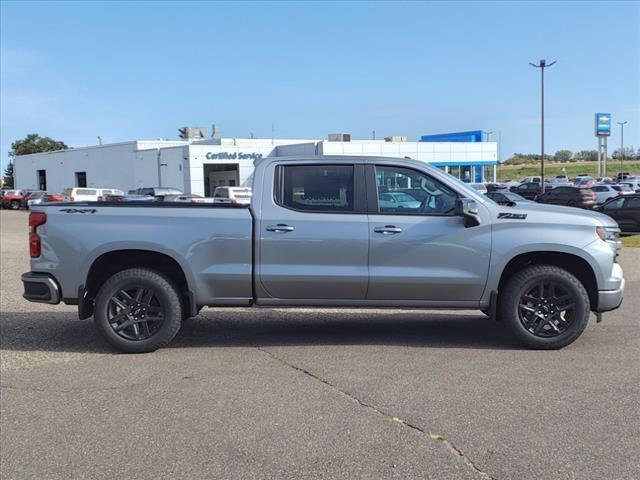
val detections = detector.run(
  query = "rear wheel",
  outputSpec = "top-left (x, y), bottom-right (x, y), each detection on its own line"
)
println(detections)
top-left (10, 200), bottom-right (20, 210)
top-left (498, 265), bottom-right (590, 349)
top-left (94, 268), bottom-right (182, 353)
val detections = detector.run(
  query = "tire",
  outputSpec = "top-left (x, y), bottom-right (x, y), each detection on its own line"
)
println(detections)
top-left (93, 268), bottom-right (182, 353)
top-left (10, 200), bottom-right (20, 210)
top-left (567, 200), bottom-right (577, 207)
top-left (498, 265), bottom-right (590, 349)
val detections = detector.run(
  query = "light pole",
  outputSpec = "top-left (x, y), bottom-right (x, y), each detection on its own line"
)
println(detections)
top-left (529, 59), bottom-right (556, 193)
top-left (485, 131), bottom-right (493, 142)
top-left (617, 121), bottom-right (627, 174)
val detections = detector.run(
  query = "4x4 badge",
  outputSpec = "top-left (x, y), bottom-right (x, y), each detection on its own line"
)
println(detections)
top-left (498, 212), bottom-right (527, 219)
top-left (60, 208), bottom-right (97, 214)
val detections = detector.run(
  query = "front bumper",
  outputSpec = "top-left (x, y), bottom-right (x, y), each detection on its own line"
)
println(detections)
top-left (597, 277), bottom-right (625, 312)
top-left (22, 272), bottom-right (61, 304)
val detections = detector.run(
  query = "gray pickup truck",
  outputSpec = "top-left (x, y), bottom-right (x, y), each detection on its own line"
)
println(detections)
top-left (22, 156), bottom-right (625, 352)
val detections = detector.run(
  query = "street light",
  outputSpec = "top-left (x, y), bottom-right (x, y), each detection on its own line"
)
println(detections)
top-left (485, 131), bottom-right (494, 142)
top-left (617, 121), bottom-right (628, 174)
top-left (529, 59), bottom-right (556, 193)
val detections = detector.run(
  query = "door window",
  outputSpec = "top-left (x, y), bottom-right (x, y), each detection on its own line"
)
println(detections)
top-left (623, 197), bottom-right (640, 209)
top-left (374, 165), bottom-right (457, 215)
top-left (276, 165), bottom-right (354, 212)
top-left (604, 197), bottom-right (624, 210)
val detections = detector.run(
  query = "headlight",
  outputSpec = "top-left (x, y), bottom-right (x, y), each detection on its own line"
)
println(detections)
top-left (596, 226), bottom-right (620, 243)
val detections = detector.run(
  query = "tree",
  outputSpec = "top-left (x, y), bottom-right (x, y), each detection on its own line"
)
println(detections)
top-left (9, 133), bottom-right (67, 157)
top-left (553, 150), bottom-right (572, 163)
top-left (3, 162), bottom-right (14, 188)
top-left (573, 150), bottom-right (599, 162)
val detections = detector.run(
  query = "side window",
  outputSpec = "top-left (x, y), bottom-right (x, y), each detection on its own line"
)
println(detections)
top-left (623, 197), bottom-right (640, 209)
top-left (604, 197), bottom-right (624, 210)
top-left (277, 164), bottom-right (354, 212)
top-left (374, 165), bottom-right (458, 215)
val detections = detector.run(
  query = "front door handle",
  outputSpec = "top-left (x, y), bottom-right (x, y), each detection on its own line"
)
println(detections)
top-left (374, 225), bottom-right (403, 234)
top-left (266, 224), bottom-right (295, 233)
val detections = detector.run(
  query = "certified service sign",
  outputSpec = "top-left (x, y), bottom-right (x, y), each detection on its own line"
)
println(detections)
top-left (595, 113), bottom-right (611, 136)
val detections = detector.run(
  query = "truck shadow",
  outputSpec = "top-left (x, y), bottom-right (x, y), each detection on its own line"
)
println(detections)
top-left (0, 309), bottom-right (519, 353)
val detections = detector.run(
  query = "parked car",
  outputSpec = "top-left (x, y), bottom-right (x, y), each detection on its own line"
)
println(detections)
top-left (595, 194), bottom-right (640, 233)
top-left (22, 155), bottom-right (625, 353)
top-left (24, 191), bottom-right (49, 208)
top-left (595, 177), bottom-right (615, 184)
top-left (1, 190), bottom-right (25, 209)
top-left (485, 183), bottom-right (509, 192)
top-left (520, 176), bottom-right (541, 184)
top-left (212, 186), bottom-right (252, 205)
top-left (104, 194), bottom-right (158, 202)
top-left (469, 183), bottom-right (488, 194)
top-left (616, 172), bottom-right (631, 181)
top-left (62, 188), bottom-right (125, 202)
top-left (573, 177), bottom-right (594, 189)
top-left (618, 178), bottom-right (640, 193)
top-left (591, 184), bottom-right (634, 204)
top-left (509, 182), bottom-right (542, 200)
top-left (485, 191), bottom-right (532, 205)
top-left (163, 194), bottom-right (215, 204)
top-left (46, 193), bottom-right (65, 203)
top-left (535, 186), bottom-right (597, 209)
top-left (134, 187), bottom-right (183, 200)
top-left (378, 192), bottom-right (422, 210)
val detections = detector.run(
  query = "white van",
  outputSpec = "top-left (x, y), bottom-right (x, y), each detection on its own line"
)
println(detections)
top-left (212, 187), bottom-right (252, 205)
top-left (63, 188), bottom-right (124, 202)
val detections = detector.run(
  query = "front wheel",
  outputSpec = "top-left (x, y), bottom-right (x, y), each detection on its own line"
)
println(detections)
top-left (94, 268), bottom-right (182, 353)
top-left (10, 200), bottom-right (20, 210)
top-left (498, 265), bottom-right (590, 349)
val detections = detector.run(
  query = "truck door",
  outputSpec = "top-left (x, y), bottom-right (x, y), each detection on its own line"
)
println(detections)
top-left (366, 164), bottom-right (491, 303)
top-left (257, 162), bottom-right (369, 300)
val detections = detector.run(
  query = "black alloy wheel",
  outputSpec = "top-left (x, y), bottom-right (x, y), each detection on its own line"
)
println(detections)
top-left (518, 281), bottom-right (575, 337)
top-left (107, 286), bottom-right (165, 341)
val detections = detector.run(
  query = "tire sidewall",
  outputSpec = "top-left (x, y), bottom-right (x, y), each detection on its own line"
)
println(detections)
top-left (94, 269), bottom-right (182, 353)
top-left (501, 267), bottom-right (590, 349)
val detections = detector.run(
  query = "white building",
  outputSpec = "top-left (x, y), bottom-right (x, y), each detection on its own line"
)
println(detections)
top-left (14, 131), bottom-right (498, 195)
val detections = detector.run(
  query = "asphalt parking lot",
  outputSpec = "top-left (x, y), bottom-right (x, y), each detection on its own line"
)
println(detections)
top-left (1, 209), bottom-right (639, 480)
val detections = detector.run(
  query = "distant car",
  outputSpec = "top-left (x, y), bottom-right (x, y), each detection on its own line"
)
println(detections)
top-left (595, 194), bottom-right (640, 233)
top-left (212, 186), bottom-right (252, 205)
top-left (573, 177), bottom-right (594, 189)
top-left (163, 194), bottom-right (215, 204)
top-left (104, 194), bottom-right (157, 202)
top-left (134, 187), bottom-right (183, 200)
top-left (548, 175), bottom-right (571, 187)
top-left (63, 187), bottom-right (124, 202)
top-left (595, 177), bottom-right (615, 184)
top-left (591, 184), bottom-right (634, 204)
top-left (535, 186), bottom-right (596, 209)
top-left (485, 191), bottom-right (532, 205)
top-left (469, 183), bottom-right (488, 194)
top-left (520, 176), bottom-right (541, 184)
top-left (509, 182), bottom-right (542, 200)
top-left (377, 192), bottom-right (421, 210)
top-left (1, 190), bottom-right (26, 210)
top-left (46, 193), bottom-right (65, 203)
top-left (616, 172), bottom-right (631, 181)
top-left (24, 191), bottom-right (49, 208)
top-left (21, 190), bottom-right (47, 209)
top-left (618, 178), bottom-right (640, 193)
top-left (485, 183), bottom-right (509, 192)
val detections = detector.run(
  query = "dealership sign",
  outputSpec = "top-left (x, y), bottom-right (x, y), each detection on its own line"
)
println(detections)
top-left (595, 113), bottom-right (611, 137)
top-left (205, 151), bottom-right (263, 161)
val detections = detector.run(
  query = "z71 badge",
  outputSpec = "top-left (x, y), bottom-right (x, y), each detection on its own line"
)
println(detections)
top-left (60, 208), bottom-right (97, 214)
top-left (498, 212), bottom-right (527, 220)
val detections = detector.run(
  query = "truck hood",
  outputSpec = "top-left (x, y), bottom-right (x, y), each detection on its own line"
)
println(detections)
top-left (494, 202), bottom-right (618, 228)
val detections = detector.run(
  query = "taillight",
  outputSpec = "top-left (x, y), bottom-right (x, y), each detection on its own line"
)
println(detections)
top-left (29, 211), bottom-right (46, 258)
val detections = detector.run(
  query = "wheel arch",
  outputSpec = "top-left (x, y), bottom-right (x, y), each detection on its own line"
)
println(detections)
top-left (497, 251), bottom-right (599, 311)
top-left (81, 249), bottom-right (196, 319)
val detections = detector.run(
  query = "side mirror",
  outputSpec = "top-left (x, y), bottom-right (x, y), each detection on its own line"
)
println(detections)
top-left (455, 198), bottom-right (480, 227)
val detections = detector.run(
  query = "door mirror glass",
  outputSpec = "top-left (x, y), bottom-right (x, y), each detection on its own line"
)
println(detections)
top-left (455, 198), bottom-right (478, 216)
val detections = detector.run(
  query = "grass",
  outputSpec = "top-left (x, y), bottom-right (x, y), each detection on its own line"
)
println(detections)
top-left (497, 161), bottom-right (640, 182)
top-left (622, 235), bottom-right (640, 248)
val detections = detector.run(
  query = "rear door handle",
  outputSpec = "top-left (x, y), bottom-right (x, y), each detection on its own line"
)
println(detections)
top-left (266, 224), bottom-right (295, 233)
top-left (373, 225), bottom-right (402, 234)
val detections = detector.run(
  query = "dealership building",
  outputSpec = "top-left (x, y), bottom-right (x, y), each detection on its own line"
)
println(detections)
top-left (14, 129), bottom-right (498, 195)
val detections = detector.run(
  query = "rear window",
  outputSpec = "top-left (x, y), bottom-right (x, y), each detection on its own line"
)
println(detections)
top-left (77, 189), bottom-right (97, 195)
top-left (276, 164), bottom-right (354, 212)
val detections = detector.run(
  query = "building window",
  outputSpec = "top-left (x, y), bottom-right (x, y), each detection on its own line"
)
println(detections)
top-left (37, 170), bottom-right (46, 191)
top-left (75, 172), bottom-right (87, 188)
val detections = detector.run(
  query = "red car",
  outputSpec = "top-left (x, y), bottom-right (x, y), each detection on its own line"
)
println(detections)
top-left (1, 190), bottom-right (26, 210)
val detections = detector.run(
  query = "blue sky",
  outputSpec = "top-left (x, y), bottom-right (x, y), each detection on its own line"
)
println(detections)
top-left (1, 1), bottom-right (638, 171)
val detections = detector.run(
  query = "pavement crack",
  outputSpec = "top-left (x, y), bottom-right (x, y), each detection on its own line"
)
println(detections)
top-left (257, 346), bottom-right (497, 480)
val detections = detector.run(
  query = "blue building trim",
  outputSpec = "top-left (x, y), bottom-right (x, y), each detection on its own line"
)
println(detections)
top-left (420, 130), bottom-right (484, 143)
